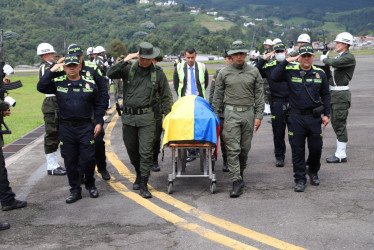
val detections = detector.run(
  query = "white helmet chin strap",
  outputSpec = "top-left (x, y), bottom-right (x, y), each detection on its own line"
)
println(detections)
top-left (334, 44), bottom-right (343, 53)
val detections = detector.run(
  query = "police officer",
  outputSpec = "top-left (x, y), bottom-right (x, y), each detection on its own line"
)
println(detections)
top-left (86, 47), bottom-right (94, 62)
top-left (112, 57), bottom-right (123, 103)
top-left (262, 39), bottom-right (274, 116)
top-left (37, 54), bottom-right (106, 203)
top-left (173, 47), bottom-right (209, 162)
top-left (107, 42), bottom-right (173, 198)
top-left (0, 100), bottom-right (27, 211)
top-left (209, 50), bottom-right (232, 172)
top-left (320, 32), bottom-right (356, 163)
top-left (212, 41), bottom-right (265, 198)
top-left (94, 46), bottom-right (111, 110)
top-left (256, 42), bottom-right (289, 167)
top-left (271, 45), bottom-right (330, 192)
top-left (59, 44), bottom-right (111, 181)
top-left (37, 43), bottom-right (67, 176)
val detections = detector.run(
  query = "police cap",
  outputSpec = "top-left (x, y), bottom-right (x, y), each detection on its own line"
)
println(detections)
top-left (64, 54), bottom-right (80, 65)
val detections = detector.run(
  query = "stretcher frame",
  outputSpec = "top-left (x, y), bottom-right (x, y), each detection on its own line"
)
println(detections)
top-left (167, 142), bottom-right (216, 194)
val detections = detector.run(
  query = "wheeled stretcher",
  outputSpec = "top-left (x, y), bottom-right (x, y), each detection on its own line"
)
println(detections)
top-left (162, 96), bottom-right (220, 194)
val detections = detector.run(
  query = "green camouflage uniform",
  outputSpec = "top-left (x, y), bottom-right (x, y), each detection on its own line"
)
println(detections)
top-left (212, 63), bottom-right (264, 181)
top-left (107, 60), bottom-right (172, 177)
top-left (322, 50), bottom-right (356, 142)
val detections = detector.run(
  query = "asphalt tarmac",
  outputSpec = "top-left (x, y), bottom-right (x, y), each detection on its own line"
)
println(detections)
top-left (1, 55), bottom-right (373, 249)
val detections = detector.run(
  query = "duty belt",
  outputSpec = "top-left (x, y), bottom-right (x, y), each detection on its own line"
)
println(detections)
top-left (124, 106), bottom-right (153, 115)
top-left (272, 97), bottom-right (289, 102)
top-left (330, 86), bottom-right (349, 91)
top-left (225, 105), bottom-right (252, 112)
top-left (60, 118), bottom-right (92, 127)
top-left (290, 108), bottom-right (313, 115)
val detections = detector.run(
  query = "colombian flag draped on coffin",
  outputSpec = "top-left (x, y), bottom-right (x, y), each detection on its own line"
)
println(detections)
top-left (162, 95), bottom-right (220, 149)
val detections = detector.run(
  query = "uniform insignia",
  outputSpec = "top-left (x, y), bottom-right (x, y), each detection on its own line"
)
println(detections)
top-left (85, 83), bottom-right (90, 89)
top-left (316, 73), bottom-right (320, 79)
top-left (86, 71), bottom-right (91, 77)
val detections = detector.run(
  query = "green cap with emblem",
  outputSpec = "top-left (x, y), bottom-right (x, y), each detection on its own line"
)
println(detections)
top-left (64, 54), bottom-right (80, 65)
top-left (136, 42), bottom-right (160, 59)
top-left (299, 44), bottom-right (314, 55)
top-left (227, 41), bottom-right (249, 55)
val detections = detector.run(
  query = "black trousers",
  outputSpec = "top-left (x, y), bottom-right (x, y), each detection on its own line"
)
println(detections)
top-left (287, 113), bottom-right (322, 184)
top-left (270, 101), bottom-right (288, 161)
top-left (0, 149), bottom-right (16, 206)
top-left (95, 129), bottom-right (107, 171)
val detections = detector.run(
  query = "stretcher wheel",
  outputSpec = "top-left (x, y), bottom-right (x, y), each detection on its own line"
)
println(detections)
top-left (167, 182), bottom-right (173, 194)
top-left (210, 181), bottom-right (216, 194)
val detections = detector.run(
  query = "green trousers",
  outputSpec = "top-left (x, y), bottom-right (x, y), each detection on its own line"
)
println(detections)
top-left (331, 102), bottom-right (350, 143)
top-left (222, 107), bottom-right (255, 182)
top-left (122, 122), bottom-right (156, 177)
top-left (42, 96), bottom-right (59, 154)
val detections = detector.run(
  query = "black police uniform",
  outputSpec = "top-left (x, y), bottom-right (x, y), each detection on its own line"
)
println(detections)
top-left (271, 60), bottom-right (330, 184)
top-left (256, 59), bottom-right (289, 164)
top-left (37, 71), bottom-right (106, 195)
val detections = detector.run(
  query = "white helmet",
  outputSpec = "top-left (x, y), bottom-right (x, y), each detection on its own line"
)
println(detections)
top-left (250, 50), bottom-right (260, 57)
top-left (93, 46), bottom-right (105, 54)
top-left (334, 32), bottom-right (354, 45)
top-left (297, 33), bottom-right (311, 43)
top-left (37, 43), bottom-right (56, 56)
top-left (263, 39), bottom-right (273, 46)
top-left (87, 47), bottom-right (94, 55)
top-left (272, 38), bottom-right (282, 45)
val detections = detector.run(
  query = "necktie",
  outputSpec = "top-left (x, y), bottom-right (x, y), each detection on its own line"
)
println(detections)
top-left (189, 67), bottom-right (196, 95)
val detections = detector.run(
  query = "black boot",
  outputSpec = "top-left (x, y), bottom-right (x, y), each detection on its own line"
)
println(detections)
top-left (240, 170), bottom-right (245, 188)
top-left (133, 170), bottom-right (141, 190)
top-left (230, 180), bottom-right (243, 198)
top-left (222, 161), bottom-right (229, 172)
top-left (152, 161), bottom-right (160, 172)
top-left (139, 176), bottom-right (152, 198)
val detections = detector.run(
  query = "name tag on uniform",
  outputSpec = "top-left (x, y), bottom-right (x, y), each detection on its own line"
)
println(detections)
top-left (73, 88), bottom-right (80, 92)
top-left (57, 86), bottom-right (68, 93)
top-left (83, 88), bottom-right (93, 92)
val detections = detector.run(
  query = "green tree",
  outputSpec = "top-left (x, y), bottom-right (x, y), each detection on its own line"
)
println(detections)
top-left (107, 40), bottom-right (128, 58)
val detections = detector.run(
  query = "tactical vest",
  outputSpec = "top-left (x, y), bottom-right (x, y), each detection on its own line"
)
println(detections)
top-left (176, 61), bottom-right (206, 99)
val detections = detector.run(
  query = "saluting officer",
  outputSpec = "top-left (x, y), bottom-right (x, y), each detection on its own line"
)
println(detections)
top-left (37, 54), bottom-right (106, 203)
top-left (209, 50), bottom-right (232, 172)
top-left (212, 41), bottom-right (265, 198)
top-left (37, 43), bottom-right (67, 176)
top-left (256, 42), bottom-right (289, 168)
top-left (320, 32), bottom-right (356, 163)
top-left (271, 45), bottom-right (330, 192)
top-left (107, 42), bottom-right (173, 199)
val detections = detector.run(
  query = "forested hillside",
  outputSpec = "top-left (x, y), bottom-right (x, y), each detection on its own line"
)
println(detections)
top-left (0, 0), bottom-right (373, 66)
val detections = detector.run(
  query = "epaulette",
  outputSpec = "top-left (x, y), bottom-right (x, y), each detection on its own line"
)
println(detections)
top-left (285, 61), bottom-right (300, 70)
top-left (53, 75), bottom-right (67, 82)
top-left (263, 60), bottom-right (277, 68)
top-left (312, 65), bottom-right (325, 73)
top-left (84, 61), bottom-right (98, 69)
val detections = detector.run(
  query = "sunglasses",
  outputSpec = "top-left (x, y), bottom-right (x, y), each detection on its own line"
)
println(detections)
top-left (300, 54), bottom-right (313, 58)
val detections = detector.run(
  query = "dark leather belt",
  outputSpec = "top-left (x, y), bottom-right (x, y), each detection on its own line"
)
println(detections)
top-left (123, 106), bottom-right (153, 115)
top-left (272, 97), bottom-right (289, 102)
top-left (60, 119), bottom-right (92, 127)
top-left (290, 108), bottom-right (314, 115)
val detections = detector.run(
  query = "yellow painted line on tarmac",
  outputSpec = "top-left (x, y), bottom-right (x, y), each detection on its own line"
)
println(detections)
top-left (104, 113), bottom-right (305, 250)
top-left (106, 176), bottom-right (258, 250)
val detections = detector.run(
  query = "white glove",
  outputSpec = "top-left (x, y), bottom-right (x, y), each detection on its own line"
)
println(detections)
top-left (3, 64), bottom-right (14, 76)
top-left (320, 51), bottom-right (329, 62)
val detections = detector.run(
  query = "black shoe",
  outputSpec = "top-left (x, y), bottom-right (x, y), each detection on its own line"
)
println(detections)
top-left (47, 167), bottom-right (67, 176)
top-left (186, 157), bottom-right (195, 162)
top-left (139, 176), bottom-right (152, 198)
top-left (326, 155), bottom-right (347, 163)
top-left (99, 169), bottom-right (111, 180)
top-left (2, 199), bottom-right (27, 211)
top-left (0, 222), bottom-right (10, 231)
top-left (86, 186), bottom-right (99, 198)
top-left (66, 193), bottom-right (82, 203)
top-left (104, 118), bottom-right (111, 123)
top-left (222, 162), bottom-right (229, 172)
top-left (267, 120), bottom-right (272, 124)
top-left (308, 172), bottom-right (320, 186)
top-left (294, 182), bottom-right (305, 192)
top-left (240, 170), bottom-right (245, 188)
top-left (275, 159), bottom-right (284, 168)
top-left (230, 180), bottom-right (243, 198)
top-left (152, 162), bottom-right (160, 172)
top-left (133, 173), bottom-right (141, 190)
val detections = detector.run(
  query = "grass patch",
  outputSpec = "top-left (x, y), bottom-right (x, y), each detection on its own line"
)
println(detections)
top-left (163, 68), bottom-right (217, 81)
top-left (195, 14), bottom-right (235, 32)
top-left (321, 22), bottom-right (345, 33)
top-left (3, 75), bottom-right (44, 145)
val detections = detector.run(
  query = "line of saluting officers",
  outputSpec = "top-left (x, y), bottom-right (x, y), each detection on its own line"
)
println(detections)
top-left (0, 32), bottom-right (356, 230)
